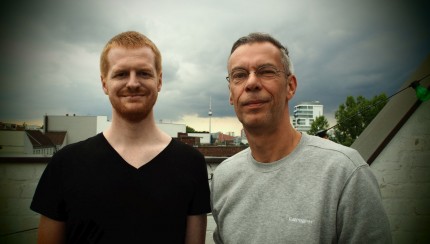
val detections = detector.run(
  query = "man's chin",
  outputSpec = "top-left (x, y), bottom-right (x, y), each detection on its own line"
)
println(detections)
top-left (118, 110), bottom-right (150, 123)
top-left (240, 116), bottom-right (271, 130)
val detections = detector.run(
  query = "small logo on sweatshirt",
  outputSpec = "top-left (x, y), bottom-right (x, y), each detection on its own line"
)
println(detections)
top-left (288, 217), bottom-right (314, 224)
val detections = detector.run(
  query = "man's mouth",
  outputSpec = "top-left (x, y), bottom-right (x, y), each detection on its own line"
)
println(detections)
top-left (121, 93), bottom-right (145, 97)
top-left (242, 99), bottom-right (267, 108)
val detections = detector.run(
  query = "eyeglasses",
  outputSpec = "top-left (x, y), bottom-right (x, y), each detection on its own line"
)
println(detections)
top-left (226, 65), bottom-right (288, 85)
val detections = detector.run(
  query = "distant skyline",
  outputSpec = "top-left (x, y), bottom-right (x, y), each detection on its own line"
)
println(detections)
top-left (1, 0), bottom-right (429, 136)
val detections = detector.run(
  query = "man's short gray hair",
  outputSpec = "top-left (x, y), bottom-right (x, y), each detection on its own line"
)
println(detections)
top-left (229, 32), bottom-right (294, 76)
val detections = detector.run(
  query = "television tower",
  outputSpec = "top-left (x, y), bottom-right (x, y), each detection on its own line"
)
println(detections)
top-left (209, 96), bottom-right (212, 142)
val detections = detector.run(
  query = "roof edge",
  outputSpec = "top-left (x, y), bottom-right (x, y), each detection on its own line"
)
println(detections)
top-left (351, 54), bottom-right (430, 164)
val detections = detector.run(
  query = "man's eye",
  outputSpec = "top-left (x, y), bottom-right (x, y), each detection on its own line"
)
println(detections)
top-left (114, 72), bottom-right (127, 78)
top-left (138, 71), bottom-right (153, 78)
top-left (232, 72), bottom-right (248, 79)
top-left (259, 68), bottom-right (277, 76)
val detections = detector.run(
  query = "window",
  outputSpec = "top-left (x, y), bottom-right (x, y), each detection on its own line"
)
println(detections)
top-left (297, 119), bottom-right (306, 125)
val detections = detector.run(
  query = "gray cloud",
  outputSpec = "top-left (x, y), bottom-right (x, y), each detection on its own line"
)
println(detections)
top-left (1, 0), bottom-right (429, 128)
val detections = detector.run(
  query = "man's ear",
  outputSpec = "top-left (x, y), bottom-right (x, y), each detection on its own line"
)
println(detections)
top-left (101, 76), bottom-right (108, 95)
top-left (229, 94), bottom-right (234, 105)
top-left (228, 85), bottom-right (234, 105)
top-left (287, 75), bottom-right (297, 100)
top-left (157, 72), bottom-right (162, 92)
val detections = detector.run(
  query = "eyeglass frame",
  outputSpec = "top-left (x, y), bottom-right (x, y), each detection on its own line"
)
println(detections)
top-left (226, 64), bottom-right (290, 84)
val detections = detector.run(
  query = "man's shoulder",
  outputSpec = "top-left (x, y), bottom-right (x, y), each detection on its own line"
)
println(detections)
top-left (308, 136), bottom-right (355, 153)
top-left (302, 133), bottom-right (367, 169)
top-left (169, 139), bottom-right (205, 157)
top-left (214, 147), bottom-right (250, 173)
top-left (54, 134), bottom-right (103, 157)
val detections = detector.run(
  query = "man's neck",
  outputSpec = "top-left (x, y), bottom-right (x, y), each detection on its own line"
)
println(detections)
top-left (103, 112), bottom-right (171, 168)
top-left (104, 112), bottom-right (168, 146)
top-left (245, 124), bottom-right (301, 163)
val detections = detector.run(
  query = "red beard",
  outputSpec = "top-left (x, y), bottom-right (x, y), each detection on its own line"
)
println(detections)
top-left (109, 90), bottom-right (158, 123)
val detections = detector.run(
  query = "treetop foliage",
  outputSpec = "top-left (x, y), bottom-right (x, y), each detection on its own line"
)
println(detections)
top-left (333, 93), bottom-right (387, 146)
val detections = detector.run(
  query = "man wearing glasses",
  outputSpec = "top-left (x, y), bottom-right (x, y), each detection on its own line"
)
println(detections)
top-left (211, 32), bottom-right (391, 243)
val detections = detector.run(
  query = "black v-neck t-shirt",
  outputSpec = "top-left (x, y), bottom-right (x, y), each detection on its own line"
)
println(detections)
top-left (31, 133), bottom-right (211, 243)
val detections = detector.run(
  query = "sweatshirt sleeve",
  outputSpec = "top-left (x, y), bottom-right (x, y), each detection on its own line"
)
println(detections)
top-left (337, 165), bottom-right (392, 243)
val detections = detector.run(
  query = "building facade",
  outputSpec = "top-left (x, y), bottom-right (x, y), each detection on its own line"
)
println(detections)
top-left (292, 101), bottom-right (323, 133)
top-left (1, 115), bottom-right (188, 156)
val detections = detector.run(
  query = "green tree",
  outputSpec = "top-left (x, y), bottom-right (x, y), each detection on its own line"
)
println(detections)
top-left (186, 126), bottom-right (196, 133)
top-left (333, 93), bottom-right (387, 146)
top-left (308, 115), bottom-right (329, 136)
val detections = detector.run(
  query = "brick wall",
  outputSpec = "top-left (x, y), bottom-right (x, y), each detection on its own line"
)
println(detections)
top-left (176, 133), bottom-right (201, 146)
top-left (370, 101), bottom-right (430, 243)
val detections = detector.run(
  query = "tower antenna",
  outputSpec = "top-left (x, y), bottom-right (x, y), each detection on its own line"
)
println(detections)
top-left (209, 96), bottom-right (213, 143)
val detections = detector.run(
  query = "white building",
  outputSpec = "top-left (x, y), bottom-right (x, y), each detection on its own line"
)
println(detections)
top-left (188, 132), bottom-right (211, 144)
top-left (292, 101), bottom-right (323, 133)
top-left (45, 115), bottom-right (110, 144)
top-left (45, 115), bottom-right (187, 144)
top-left (0, 115), bottom-right (188, 156)
top-left (0, 131), bottom-right (28, 154)
top-left (0, 130), bottom-right (62, 155)
top-left (157, 122), bottom-right (186, 137)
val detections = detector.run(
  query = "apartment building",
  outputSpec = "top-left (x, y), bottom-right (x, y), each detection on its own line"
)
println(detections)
top-left (292, 101), bottom-right (323, 133)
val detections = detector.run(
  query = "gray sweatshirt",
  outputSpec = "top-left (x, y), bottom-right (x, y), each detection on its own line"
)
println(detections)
top-left (211, 133), bottom-right (391, 244)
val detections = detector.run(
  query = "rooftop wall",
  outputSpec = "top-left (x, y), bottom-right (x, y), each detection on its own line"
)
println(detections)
top-left (0, 157), bottom-right (49, 243)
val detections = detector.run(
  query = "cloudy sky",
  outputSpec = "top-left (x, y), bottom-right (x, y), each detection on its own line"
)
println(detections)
top-left (1, 0), bottom-right (429, 135)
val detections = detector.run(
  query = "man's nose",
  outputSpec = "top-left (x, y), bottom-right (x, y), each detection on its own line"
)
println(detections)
top-left (126, 72), bottom-right (140, 88)
top-left (244, 72), bottom-right (262, 91)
